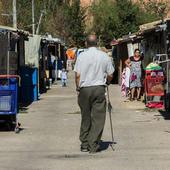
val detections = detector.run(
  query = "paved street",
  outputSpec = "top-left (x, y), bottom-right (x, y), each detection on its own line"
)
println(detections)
top-left (0, 71), bottom-right (170, 170)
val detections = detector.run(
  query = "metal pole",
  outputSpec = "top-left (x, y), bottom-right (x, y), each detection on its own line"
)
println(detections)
top-left (36, 11), bottom-right (43, 35)
top-left (13, 0), bottom-right (17, 29)
top-left (106, 86), bottom-right (114, 143)
top-left (7, 32), bottom-right (10, 75)
top-left (106, 86), bottom-right (115, 151)
top-left (32, 0), bottom-right (35, 35)
top-left (166, 54), bottom-right (169, 94)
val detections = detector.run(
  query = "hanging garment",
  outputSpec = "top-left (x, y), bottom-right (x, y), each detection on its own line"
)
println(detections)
top-left (125, 67), bottom-right (130, 88)
top-left (121, 68), bottom-right (126, 97)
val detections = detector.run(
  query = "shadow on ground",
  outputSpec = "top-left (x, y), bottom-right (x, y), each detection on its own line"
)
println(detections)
top-left (19, 106), bottom-right (29, 114)
top-left (99, 140), bottom-right (117, 152)
top-left (158, 110), bottom-right (170, 120)
top-left (0, 122), bottom-right (25, 132)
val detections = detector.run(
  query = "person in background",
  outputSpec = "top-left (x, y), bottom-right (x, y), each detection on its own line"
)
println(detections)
top-left (61, 68), bottom-right (68, 87)
top-left (74, 34), bottom-right (114, 153)
top-left (50, 52), bottom-right (56, 83)
top-left (125, 49), bottom-right (144, 101)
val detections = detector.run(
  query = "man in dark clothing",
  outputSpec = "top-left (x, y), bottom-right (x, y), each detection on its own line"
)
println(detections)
top-left (74, 34), bottom-right (115, 153)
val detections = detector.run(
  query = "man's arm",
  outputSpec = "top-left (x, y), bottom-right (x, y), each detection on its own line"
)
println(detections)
top-left (107, 74), bottom-right (113, 85)
top-left (106, 57), bottom-right (115, 85)
top-left (74, 56), bottom-right (81, 91)
top-left (75, 72), bottom-right (80, 91)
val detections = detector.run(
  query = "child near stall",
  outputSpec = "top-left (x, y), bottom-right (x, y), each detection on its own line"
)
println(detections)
top-left (61, 68), bottom-right (68, 87)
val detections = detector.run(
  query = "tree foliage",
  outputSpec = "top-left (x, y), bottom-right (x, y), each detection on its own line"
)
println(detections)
top-left (46, 0), bottom-right (86, 46)
top-left (139, 0), bottom-right (169, 21)
top-left (0, 0), bottom-right (12, 26)
top-left (115, 0), bottom-right (140, 37)
top-left (0, 0), bottom-right (168, 46)
top-left (90, 0), bottom-right (118, 45)
top-left (45, 0), bottom-right (86, 46)
top-left (65, 1), bottom-right (86, 46)
top-left (90, 0), bottom-right (166, 45)
top-left (0, 0), bottom-right (86, 46)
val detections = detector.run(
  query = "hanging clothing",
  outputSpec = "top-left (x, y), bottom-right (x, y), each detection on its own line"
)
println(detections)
top-left (121, 68), bottom-right (126, 97)
top-left (125, 67), bottom-right (130, 88)
top-left (121, 67), bottom-right (130, 97)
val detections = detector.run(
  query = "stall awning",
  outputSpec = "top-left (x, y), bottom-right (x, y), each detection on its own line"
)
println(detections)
top-left (0, 25), bottom-right (29, 36)
top-left (139, 18), bottom-right (170, 35)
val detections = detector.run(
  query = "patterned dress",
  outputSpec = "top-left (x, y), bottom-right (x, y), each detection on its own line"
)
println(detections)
top-left (130, 56), bottom-right (143, 89)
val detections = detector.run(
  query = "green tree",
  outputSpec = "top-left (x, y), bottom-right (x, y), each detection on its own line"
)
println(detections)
top-left (90, 0), bottom-right (118, 46)
top-left (46, 4), bottom-right (68, 39)
top-left (0, 0), bottom-right (86, 46)
top-left (90, 0), bottom-right (142, 44)
top-left (47, 0), bottom-right (86, 46)
top-left (65, 0), bottom-right (86, 46)
top-left (115, 0), bottom-right (140, 37)
top-left (90, 0), bottom-right (161, 45)
top-left (139, 0), bottom-right (168, 21)
top-left (0, 0), bottom-right (12, 26)
top-left (17, 0), bottom-right (32, 31)
top-left (0, 0), bottom-right (63, 32)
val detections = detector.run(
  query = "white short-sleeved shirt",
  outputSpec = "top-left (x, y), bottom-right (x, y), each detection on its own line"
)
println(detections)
top-left (74, 47), bottom-right (115, 88)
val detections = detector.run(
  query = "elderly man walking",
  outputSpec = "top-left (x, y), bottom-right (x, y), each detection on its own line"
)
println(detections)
top-left (74, 34), bottom-right (115, 153)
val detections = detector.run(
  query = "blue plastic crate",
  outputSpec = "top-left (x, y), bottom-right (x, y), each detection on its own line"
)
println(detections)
top-left (0, 78), bottom-right (18, 115)
top-left (33, 85), bottom-right (38, 101)
top-left (0, 95), bottom-right (11, 111)
top-left (0, 78), bottom-right (17, 91)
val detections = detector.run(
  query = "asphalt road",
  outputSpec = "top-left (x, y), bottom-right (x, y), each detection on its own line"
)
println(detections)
top-left (0, 71), bottom-right (170, 170)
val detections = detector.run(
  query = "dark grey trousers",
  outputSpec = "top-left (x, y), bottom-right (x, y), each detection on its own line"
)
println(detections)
top-left (78, 86), bottom-right (106, 149)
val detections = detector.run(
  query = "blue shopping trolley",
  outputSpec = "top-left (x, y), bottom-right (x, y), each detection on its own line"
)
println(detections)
top-left (0, 75), bottom-right (20, 132)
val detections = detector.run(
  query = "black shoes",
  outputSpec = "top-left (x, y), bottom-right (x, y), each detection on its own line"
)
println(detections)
top-left (80, 146), bottom-right (89, 152)
top-left (80, 144), bottom-right (101, 153)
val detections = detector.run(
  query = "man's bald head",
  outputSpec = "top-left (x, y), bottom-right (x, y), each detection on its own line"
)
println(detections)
top-left (86, 34), bottom-right (97, 47)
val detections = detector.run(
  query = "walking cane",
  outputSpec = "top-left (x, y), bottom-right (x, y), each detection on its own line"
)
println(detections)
top-left (106, 86), bottom-right (115, 150)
